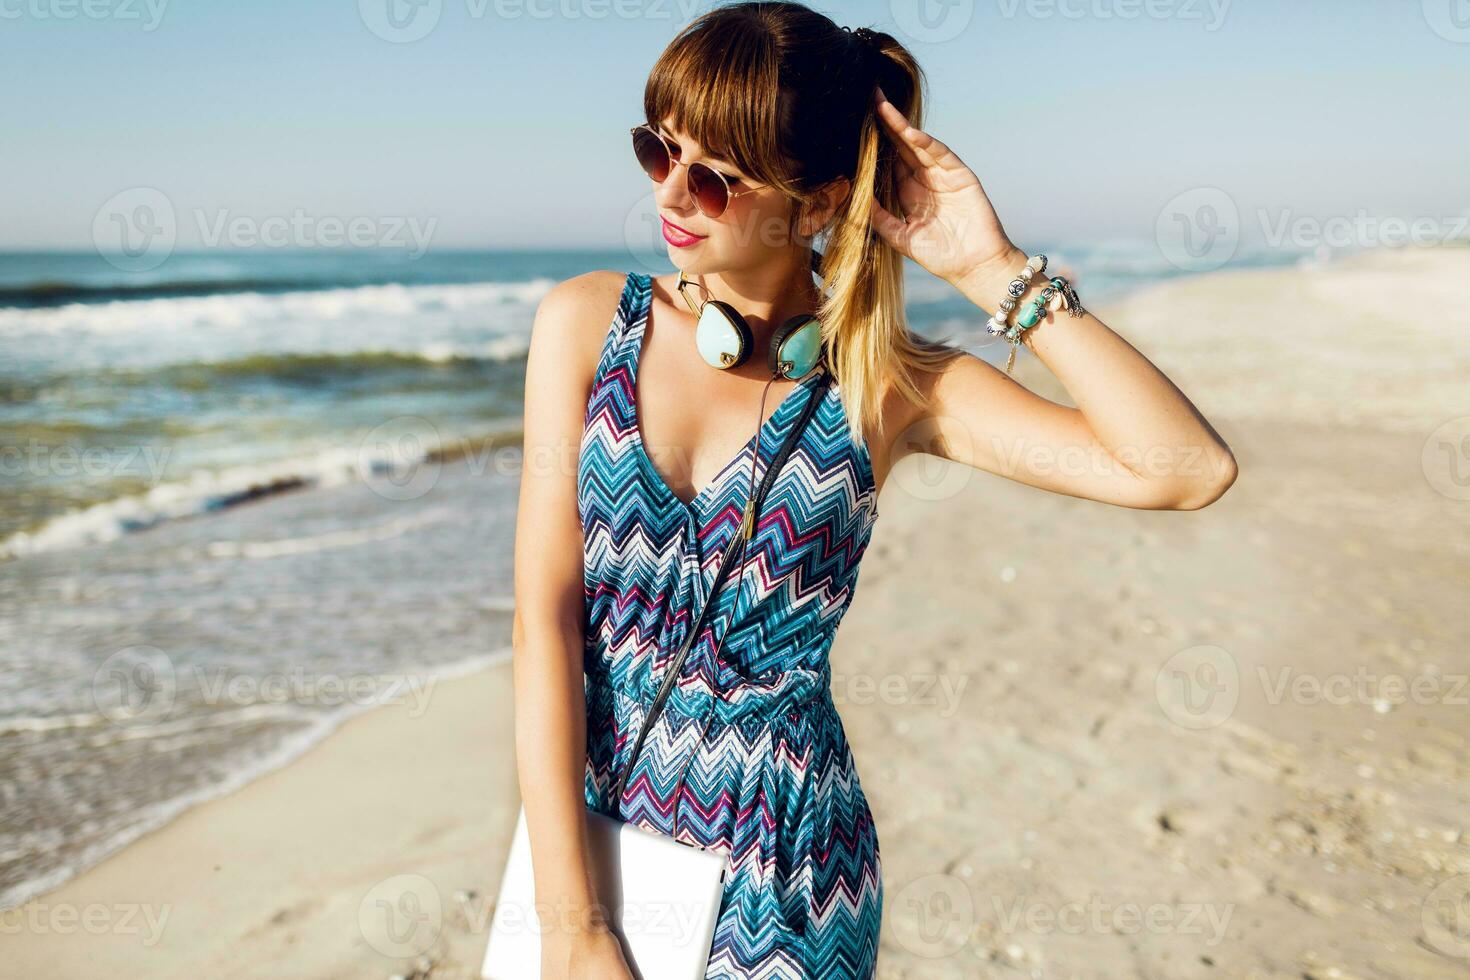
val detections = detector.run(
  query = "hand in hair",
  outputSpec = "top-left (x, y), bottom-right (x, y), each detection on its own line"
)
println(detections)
top-left (867, 85), bottom-right (1025, 294)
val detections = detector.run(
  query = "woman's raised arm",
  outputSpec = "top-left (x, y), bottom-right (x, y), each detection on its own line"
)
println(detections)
top-left (868, 88), bottom-right (1237, 511)
top-left (897, 273), bottom-right (1239, 510)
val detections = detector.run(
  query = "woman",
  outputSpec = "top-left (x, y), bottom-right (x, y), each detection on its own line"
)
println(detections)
top-left (510, 3), bottom-right (1237, 978)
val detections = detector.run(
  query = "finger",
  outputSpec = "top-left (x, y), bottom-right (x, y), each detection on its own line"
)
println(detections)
top-left (892, 149), bottom-right (945, 202)
top-left (875, 96), bottom-right (965, 174)
top-left (874, 98), bottom-right (928, 174)
top-left (869, 198), bottom-right (908, 250)
top-left (903, 126), bottom-right (964, 173)
top-left (873, 100), bottom-right (955, 184)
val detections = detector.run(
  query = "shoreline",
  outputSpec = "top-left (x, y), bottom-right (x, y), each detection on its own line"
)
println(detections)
top-left (5, 247), bottom-right (1468, 978)
top-left (3, 661), bottom-right (522, 980)
top-left (0, 648), bottom-right (513, 912)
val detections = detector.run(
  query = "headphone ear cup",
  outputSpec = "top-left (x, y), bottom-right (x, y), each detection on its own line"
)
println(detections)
top-left (695, 300), bottom-right (753, 369)
top-left (769, 313), bottom-right (824, 379)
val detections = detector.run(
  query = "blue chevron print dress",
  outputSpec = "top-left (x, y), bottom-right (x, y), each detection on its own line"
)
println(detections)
top-left (579, 271), bottom-right (884, 978)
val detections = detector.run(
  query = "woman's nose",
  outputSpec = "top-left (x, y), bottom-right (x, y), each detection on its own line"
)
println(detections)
top-left (653, 160), bottom-right (695, 212)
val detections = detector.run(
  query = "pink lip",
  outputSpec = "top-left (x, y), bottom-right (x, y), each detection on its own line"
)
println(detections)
top-left (661, 217), bottom-right (705, 247)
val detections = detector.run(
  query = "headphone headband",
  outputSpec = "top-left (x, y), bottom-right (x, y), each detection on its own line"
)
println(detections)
top-left (675, 248), bottom-right (825, 315)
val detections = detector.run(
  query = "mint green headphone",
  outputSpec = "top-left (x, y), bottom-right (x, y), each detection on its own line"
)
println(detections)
top-left (676, 250), bottom-right (827, 380)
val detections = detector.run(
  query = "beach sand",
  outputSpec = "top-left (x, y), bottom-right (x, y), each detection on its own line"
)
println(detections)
top-left (4, 247), bottom-right (1468, 978)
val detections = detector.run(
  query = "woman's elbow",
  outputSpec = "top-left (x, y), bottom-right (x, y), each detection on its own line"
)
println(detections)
top-left (1169, 450), bottom-right (1239, 510)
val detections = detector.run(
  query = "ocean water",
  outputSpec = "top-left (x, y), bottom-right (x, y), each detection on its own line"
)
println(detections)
top-left (0, 244), bottom-right (1305, 908)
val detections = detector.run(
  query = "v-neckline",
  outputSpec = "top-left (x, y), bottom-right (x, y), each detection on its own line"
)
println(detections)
top-left (627, 275), bottom-right (825, 518)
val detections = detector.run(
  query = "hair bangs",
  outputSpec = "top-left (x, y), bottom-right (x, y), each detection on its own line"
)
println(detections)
top-left (642, 12), bottom-right (796, 191)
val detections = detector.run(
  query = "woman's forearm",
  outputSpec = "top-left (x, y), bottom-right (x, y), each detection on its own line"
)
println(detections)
top-left (952, 247), bottom-right (1238, 508)
top-left (511, 611), bottom-right (605, 931)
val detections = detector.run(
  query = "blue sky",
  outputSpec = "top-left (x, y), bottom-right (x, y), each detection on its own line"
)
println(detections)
top-left (3, 0), bottom-right (1466, 250)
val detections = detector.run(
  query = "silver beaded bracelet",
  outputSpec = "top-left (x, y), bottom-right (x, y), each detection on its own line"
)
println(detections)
top-left (983, 254), bottom-right (1087, 375)
top-left (984, 253), bottom-right (1047, 339)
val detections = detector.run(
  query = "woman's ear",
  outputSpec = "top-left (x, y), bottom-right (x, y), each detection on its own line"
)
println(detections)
top-left (800, 177), bottom-right (853, 237)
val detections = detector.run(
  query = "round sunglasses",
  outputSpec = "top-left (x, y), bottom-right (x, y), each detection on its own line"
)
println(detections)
top-left (631, 123), bottom-right (762, 219)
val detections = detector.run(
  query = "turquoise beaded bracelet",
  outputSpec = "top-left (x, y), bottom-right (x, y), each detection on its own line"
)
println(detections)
top-left (992, 271), bottom-right (1086, 375)
top-left (1014, 276), bottom-right (1080, 330)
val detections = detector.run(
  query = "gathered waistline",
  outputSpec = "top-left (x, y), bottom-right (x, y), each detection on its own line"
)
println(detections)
top-left (586, 662), bottom-right (837, 731)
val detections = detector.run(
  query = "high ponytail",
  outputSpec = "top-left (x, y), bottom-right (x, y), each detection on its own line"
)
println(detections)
top-left (808, 26), bottom-right (962, 453)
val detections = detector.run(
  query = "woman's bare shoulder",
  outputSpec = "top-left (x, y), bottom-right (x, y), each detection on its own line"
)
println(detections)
top-left (531, 269), bottom-right (631, 378)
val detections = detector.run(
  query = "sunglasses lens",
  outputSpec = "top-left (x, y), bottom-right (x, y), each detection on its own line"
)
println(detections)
top-left (686, 163), bottom-right (729, 219)
top-left (632, 128), bottom-right (671, 182)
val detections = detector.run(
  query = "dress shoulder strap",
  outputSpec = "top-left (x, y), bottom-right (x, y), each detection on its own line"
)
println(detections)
top-left (588, 271), bottom-right (647, 390)
top-left (583, 271), bottom-right (651, 436)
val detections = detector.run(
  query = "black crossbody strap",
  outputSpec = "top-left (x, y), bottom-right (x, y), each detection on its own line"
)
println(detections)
top-left (610, 368), bottom-right (833, 806)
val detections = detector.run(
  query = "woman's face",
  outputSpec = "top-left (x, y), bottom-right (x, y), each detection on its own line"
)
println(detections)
top-left (649, 116), bottom-right (804, 274)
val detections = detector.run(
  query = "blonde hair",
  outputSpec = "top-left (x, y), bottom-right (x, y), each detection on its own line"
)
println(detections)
top-left (643, 1), bottom-right (966, 450)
